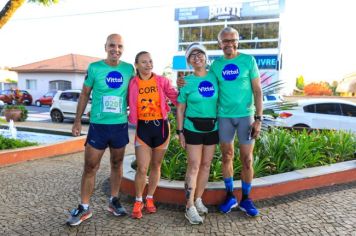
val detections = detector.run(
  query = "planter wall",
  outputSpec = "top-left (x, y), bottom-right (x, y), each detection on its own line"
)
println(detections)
top-left (121, 155), bottom-right (356, 205)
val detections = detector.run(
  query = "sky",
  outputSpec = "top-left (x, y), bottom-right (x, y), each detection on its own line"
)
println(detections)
top-left (0, 0), bottom-right (356, 91)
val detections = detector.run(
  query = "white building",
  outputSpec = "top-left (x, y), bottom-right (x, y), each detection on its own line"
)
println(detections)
top-left (11, 54), bottom-right (100, 104)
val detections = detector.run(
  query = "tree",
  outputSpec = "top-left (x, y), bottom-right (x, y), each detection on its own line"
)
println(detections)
top-left (0, 0), bottom-right (58, 29)
top-left (304, 82), bottom-right (332, 96)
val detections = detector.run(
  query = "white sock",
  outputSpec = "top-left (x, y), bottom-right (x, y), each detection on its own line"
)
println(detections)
top-left (146, 195), bottom-right (153, 199)
top-left (136, 197), bottom-right (143, 202)
top-left (80, 203), bottom-right (89, 210)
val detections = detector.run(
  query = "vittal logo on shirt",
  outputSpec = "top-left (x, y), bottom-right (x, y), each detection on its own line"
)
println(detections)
top-left (106, 71), bottom-right (123, 88)
top-left (222, 64), bottom-right (239, 81)
top-left (198, 81), bottom-right (215, 97)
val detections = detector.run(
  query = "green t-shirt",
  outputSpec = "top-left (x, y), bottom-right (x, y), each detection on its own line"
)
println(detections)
top-left (177, 72), bottom-right (218, 132)
top-left (210, 53), bottom-right (260, 118)
top-left (84, 60), bottom-right (135, 124)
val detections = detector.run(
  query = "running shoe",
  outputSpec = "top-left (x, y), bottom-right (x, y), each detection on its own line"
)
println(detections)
top-left (218, 195), bottom-right (238, 213)
top-left (145, 198), bottom-right (157, 213)
top-left (185, 206), bottom-right (204, 225)
top-left (239, 198), bottom-right (259, 217)
top-left (195, 198), bottom-right (208, 215)
top-left (108, 197), bottom-right (127, 216)
top-left (66, 204), bottom-right (92, 226)
top-left (132, 201), bottom-right (144, 219)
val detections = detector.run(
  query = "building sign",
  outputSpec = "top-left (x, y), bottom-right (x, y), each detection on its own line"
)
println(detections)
top-left (174, 7), bottom-right (209, 21)
top-left (209, 5), bottom-right (242, 20)
top-left (175, 0), bottom-right (284, 21)
top-left (173, 55), bottom-right (279, 70)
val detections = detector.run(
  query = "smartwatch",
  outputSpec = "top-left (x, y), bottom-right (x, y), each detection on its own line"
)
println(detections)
top-left (176, 129), bottom-right (184, 135)
top-left (254, 115), bottom-right (263, 122)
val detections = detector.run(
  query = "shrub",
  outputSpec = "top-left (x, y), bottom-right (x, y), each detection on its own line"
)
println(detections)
top-left (0, 135), bottom-right (37, 150)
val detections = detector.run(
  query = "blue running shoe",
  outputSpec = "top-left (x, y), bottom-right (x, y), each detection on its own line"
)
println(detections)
top-left (66, 204), bottom-right (92, 226)
top-left (108, 197), bottom-right (127, 216)
top-left (219, 195), bottom-right (238, 213)
top-left (239, 198), bottom-right (259, 217)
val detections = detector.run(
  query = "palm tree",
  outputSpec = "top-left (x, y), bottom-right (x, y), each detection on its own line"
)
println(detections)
top-left (0, 0), bottom-right (58, 29)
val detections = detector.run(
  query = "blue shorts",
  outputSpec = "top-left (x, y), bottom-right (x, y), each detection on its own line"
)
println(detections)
top-left (85, 123), bottom-right (129, 150)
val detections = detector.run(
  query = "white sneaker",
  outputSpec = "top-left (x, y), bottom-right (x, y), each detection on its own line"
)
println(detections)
top-left (185, 206), bottom-right (204, 225)
top-left (195, 198), bottom-right (208, 215)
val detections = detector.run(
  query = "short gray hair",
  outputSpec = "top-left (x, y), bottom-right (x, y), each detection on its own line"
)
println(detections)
top-left (218, 27), bottom-right (239, 42)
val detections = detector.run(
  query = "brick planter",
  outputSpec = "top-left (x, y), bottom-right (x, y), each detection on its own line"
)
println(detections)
top-left (121, 155), bottom-right (356, 205)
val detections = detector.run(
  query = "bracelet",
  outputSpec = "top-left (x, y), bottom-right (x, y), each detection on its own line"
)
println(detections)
top-left (176, 129), bottom-right (184, 135)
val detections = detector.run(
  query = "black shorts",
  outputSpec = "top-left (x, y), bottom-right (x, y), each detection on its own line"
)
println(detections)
top-left (135, 119), bottom-right (170, 149)
top-left (183, 128), bottom-right (219, 145)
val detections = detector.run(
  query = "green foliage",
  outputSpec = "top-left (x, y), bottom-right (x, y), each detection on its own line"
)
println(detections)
top-left (159, 117), bottom-right (356, 181)
top-left (27, 0), bottom-right (59, 6)
top-left (0, 135), bottom-right (37, 150)
top-left (4, 104), bottom-right (28, 121)
top-left (296, 75), bottom-right (305, 90)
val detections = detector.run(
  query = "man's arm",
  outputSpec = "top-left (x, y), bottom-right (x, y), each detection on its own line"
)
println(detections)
top-left (72, 85), bottom-right (92, 136)
top-left (251, 77), bottom-right (263, 138)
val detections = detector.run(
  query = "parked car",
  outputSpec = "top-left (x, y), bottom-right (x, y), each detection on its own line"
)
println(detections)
top-left (35, 91), bottom-right (57, 107)
top-left (276, 99), bottom-right (356, 133)
top-left (0, 100), bottom-right (4, 113)
top-left (0, 89), bottom-right (33, 105)
top-left (263, 94), bottom-right (284, 104)
top-left (50, 90), bottom-right (91, 123)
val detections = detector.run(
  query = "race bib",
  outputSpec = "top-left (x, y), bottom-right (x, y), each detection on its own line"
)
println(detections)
top-left (102, 96), bottom-right (122, 113)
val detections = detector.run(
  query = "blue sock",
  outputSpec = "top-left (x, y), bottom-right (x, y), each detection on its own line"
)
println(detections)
top-left (224, 177), bottom-right (234, 194)
top-left (241, 181), bottom-right (252, 200)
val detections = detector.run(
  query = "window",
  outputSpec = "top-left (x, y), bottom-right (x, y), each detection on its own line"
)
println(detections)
top-left (315, 103), bottom-right (341, 115)
top-left (49, 80), bottom-right (71, 91)
top-left (59, 92), bottom-right (79, 102)
top-left (303, 104), bottom-right (315, 113)
top-left (26, 79), bottom-right (37, 90)
top-left (341, 104), bottom-right (356, 117)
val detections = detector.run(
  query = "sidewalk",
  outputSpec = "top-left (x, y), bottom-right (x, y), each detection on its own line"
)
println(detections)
top-left (0, 120), bottom-right (355, 235)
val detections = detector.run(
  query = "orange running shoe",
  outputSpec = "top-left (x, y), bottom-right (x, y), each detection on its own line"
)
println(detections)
top-left (131, 201), bottom-right (144, 219)
top-left (145, 198), bottom-right (157, 213)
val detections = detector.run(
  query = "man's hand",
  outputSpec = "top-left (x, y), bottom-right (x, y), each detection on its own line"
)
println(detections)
top-left (176, 76), bottom-right (186, 88)
top-left (72, 121), bottom-right (82, 137)
top-left (178, 133), bottom-right (186, 149)
top-left (251, 120), bottom-right (262, 139)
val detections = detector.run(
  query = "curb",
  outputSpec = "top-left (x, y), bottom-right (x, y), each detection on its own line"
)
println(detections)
top-left (121, 155), bottom-right (356, 205)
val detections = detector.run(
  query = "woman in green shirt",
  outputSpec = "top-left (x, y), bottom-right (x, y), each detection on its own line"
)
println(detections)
top-left (176, 43), bottom-right (219, 225)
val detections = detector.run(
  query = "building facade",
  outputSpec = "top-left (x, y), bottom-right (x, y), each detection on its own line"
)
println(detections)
top-left (172, 0), bottom-right (284, 87)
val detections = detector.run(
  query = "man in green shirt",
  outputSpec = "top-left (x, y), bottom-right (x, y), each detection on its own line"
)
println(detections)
top-left (212, 27), bottom-right (263, 217)
top-left (67, 34), bottom-right (135, 226)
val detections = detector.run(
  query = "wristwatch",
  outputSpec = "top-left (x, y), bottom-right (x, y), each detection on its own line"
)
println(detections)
top-left (176, 129), bottom-right (184, 135)
top-left (254, 115), bottom-right (263, 122)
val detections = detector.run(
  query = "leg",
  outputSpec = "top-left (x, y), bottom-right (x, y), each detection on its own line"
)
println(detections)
top-left (135, 145), bottom-right (152, 198)
top-left (195, 144), bottom-right (215, 199)
top-left (146, 148), bottom-right (166, 196)
top-left (109, 146), bottom-right (126, 198)
top-left (185, 144), bottom-right (203, 208)
top-left (220, 142), bottom-right (235, 179)
top-left (81, 144), bottom-right (105, 204)
top-left (239, 144), bottom-right (254, 184)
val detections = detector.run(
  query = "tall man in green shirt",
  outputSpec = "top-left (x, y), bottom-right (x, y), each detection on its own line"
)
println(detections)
top-left (66, 34), bottom-right (135, 226)
top-left (213, 27), bottom-right (263, 217)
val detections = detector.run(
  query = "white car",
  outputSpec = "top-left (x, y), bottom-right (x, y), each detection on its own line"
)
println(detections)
top-left (50, 90), bottom-right (91, 123)
top-left (276, 98), bottom-right (356, 133)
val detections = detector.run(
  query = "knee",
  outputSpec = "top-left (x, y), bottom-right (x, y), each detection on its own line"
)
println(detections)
top-left (241, 155), bottom-right (253, 170)
top-left (111, 158), bottom-right (123, 169)
top-left (136, 165), bottom-right (148, 176)
top-left (189, 164), bottom-right (200, 176)
top-left (150, 161), bottom-right (162, 171)
top-left (200, 161), bottom-right (211, 173)
top-left (84, 162), bottom-right (100, 176)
